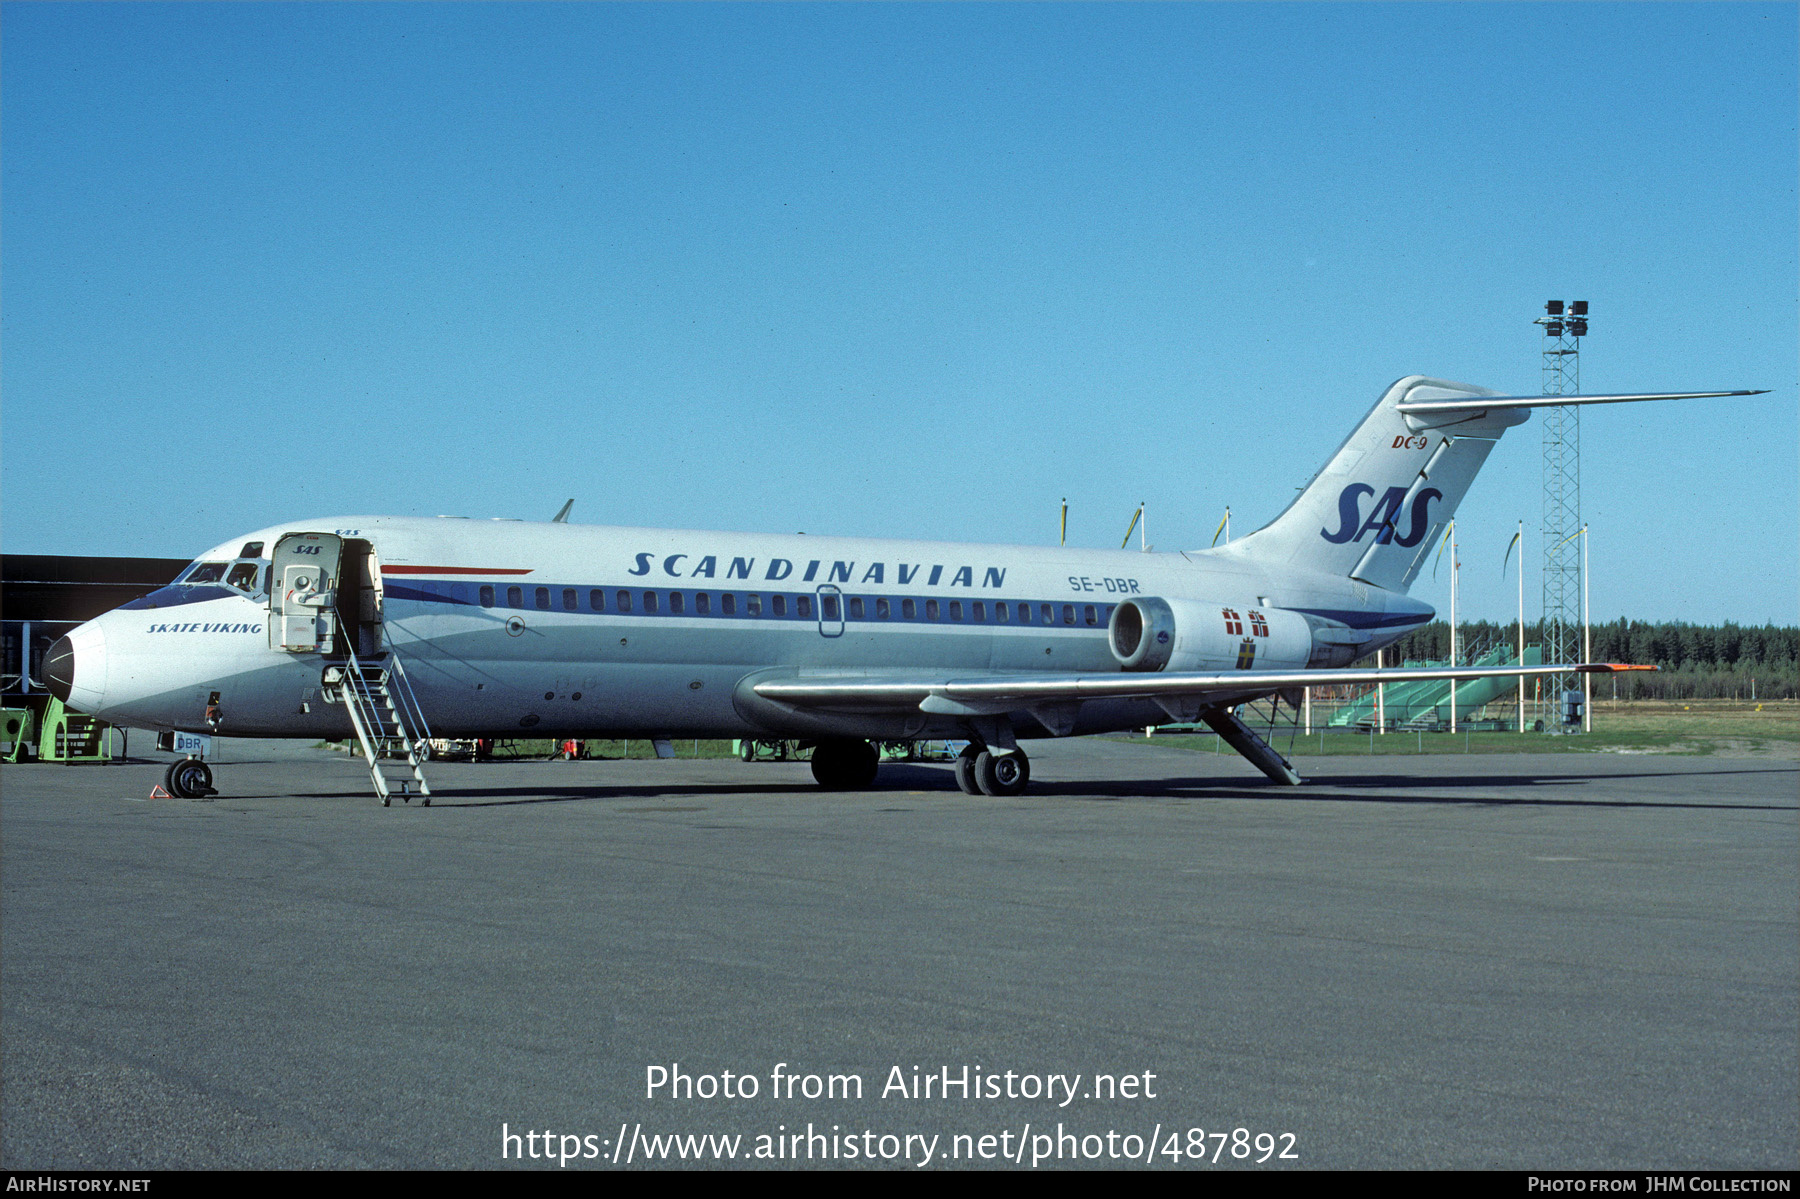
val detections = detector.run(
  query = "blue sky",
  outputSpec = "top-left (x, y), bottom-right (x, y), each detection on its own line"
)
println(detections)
top-left (4, 2), bottom-right (1794, 624)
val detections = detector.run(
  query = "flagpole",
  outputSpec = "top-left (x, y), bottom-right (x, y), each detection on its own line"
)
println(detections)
top-left (1449, 521), bottom-right (1458, 733)
top-left (1376, 646), bottom-right (1385, 735)
top-left (1516, 520), bottom-right (1525, 734)
top-left (1582, 524), bottom-right (1592, 733)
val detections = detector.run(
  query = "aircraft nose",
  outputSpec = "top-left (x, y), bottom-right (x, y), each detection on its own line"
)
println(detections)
top-left (44, 622), bottom-right (108, 713)
top-left (45, 637), bottom-right (76, 703)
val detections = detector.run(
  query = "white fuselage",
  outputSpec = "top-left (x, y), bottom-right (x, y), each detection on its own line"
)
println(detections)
top-left (54, 515), bottom-right (1433, 742)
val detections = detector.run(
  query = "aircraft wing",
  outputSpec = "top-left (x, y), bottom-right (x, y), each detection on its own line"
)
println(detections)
top-left (754, 661), bottom-right (1649, 716)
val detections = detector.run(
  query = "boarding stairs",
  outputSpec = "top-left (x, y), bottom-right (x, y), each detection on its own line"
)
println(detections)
top-left (1216, 691), bottom-right (1305, 785)
top-left (324, 649), bottom-right (434, 805)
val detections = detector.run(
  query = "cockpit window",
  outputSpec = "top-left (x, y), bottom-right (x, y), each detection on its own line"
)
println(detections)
top-left (239, 542), bottom-right (265, 559)
top-left (225, 562), bottom-right (261, 592)
top-left (184, 562), bottom-right (229, 585)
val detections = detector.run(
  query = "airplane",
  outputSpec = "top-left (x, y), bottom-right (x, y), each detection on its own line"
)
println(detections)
top-left (41, 376), bottom-right (1762, 803)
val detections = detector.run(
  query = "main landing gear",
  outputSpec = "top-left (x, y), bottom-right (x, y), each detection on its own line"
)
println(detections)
top-left (805, 736), bottom-right (1032, 796)
top-left (952, 744), bottom-right (1030, 797)
top-left (163, 758), bottom-right (216, 799)
top-left (810, 738), bottom-right (879, 790)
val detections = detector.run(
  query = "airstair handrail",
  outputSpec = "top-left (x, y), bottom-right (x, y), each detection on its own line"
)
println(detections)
top-left (383, 651), bottom-right (434, 745)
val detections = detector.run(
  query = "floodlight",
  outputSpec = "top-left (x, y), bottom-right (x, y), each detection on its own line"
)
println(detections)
top-left (1570, 301), bottom-right (1588, 316)
top-left (1546, 301), bottom-right (1564, 316)
top-left (1546, 322), bottom-right (1563, 337)
top-left (1569, 319), bottom-right (1587, 337)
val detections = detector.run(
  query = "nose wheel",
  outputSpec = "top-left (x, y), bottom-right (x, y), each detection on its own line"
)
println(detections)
top-left (164, 758), bottom-right (216, 799)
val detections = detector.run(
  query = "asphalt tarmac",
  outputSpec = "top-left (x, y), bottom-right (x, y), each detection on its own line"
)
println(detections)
top-left (2, 736), bottom-right (1794, 1170)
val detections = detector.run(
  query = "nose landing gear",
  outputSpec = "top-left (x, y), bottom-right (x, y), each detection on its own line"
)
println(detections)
top-left (163, 758), bottom-right (216, 799)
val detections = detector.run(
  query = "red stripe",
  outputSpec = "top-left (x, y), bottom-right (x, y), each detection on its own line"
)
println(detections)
top-left (381, 565), bottom-right (534, 575)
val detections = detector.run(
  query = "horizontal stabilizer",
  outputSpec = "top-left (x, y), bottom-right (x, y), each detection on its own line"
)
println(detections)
top-left (1395, 390), bottom-right (1766, 414)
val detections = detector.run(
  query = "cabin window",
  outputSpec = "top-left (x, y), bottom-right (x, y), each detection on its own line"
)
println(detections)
top-left (616, 590), bottom-right (632, 612)
top-left (480, 585), bottom-right (495, 607)
top-left (949, 601), bottom-right (963, 621)
top-left (902, 598), bottom-right (917, 620)
top-left (563, 588), bottom-right (578, 611)
top-left (796, 595), bottom-right (811, 619)
top-left (746, 594), bottom-right (761, 617)
top-left (771, 594), bottom-right (786, 617)
top-left (821, 595), bottom-right (838, 620)
top-left (589, 589), bottom-right (605, 611)
top-left (875, 597), bottom-right (891, 619)
top-left (669, 591), bottom-right (684, 614)
top-left (721, 593), bottom-right (736, 615)
top-left (533, 587), bottom-right (550, 610)
top-left (1084, 604), bottom-right (1098, 626)
top-left (507, 585), bottom-right (524, 608)
top-left (643, 591), bottom-right (658, 613)
top-left (1041, 604), bottom-right (1055, 625)
top-left (1063, 604), bottom-right (1076, 625)
top-left (972, 601), bottom-right (986, 622)
top-left (995, 602), bottom-right (1009, 622)
top-left (848, 596), bottom-right (864, 619)
top-left (1016, 603), bottom-right (1030, 624)
top-left (695, 592), bottom-right (710, 614)
top-left (926, 599), bottom-right (940, 620)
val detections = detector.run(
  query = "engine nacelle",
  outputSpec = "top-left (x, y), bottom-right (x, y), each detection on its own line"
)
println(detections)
top-left (1108, 597), bottom-right (1314, 673)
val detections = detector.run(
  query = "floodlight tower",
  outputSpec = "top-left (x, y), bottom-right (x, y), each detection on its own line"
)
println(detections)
top-left (1535, 300), bottom-right (1588, 730)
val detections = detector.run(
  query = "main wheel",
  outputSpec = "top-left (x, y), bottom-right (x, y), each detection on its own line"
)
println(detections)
top-left (739, 739), bottom-right (757, 762)
top-left (165, 759), bottom-right (214, 799)
top-left (953, 744), bottom-right (982, 794)
top-left (974, 749), bottom-right (1029, 797)
top-left (810, 738), bottom-right (878, 789)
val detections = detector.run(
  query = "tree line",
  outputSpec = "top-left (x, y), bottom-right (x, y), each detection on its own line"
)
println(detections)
top-left (1368, 619), bottom-right (1799, 700)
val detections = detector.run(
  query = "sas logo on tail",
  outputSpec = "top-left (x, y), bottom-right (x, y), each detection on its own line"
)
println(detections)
top-left (1321, 484), bottom-right (1442, 547)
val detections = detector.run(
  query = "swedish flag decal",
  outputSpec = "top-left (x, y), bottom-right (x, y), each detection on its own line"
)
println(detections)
top-left (1236, 638), bottom-right (1257, 669)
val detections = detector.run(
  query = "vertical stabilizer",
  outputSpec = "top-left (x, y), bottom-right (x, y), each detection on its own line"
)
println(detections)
top-left (1226, 376), bottom-right (1530, 593)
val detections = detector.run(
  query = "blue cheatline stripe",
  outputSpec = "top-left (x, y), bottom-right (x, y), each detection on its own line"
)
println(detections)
top-left (384, 581), bottom-right (1118, 631)
top-left (1285, 606), bottom-right (1434, 631)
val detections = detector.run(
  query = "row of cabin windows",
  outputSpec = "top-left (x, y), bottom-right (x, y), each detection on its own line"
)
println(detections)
top-left (476, 586), bottom-right (810, 618)
top-left (473, 585), bottom-right (1108, 627)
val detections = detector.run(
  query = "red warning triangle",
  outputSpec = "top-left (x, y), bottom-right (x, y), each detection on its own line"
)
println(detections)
top-left (149, 785), bottom-right (171, 798)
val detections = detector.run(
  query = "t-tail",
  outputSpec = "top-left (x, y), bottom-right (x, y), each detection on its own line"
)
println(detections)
top-left (1222, 375), bottom-right (1766, 595)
